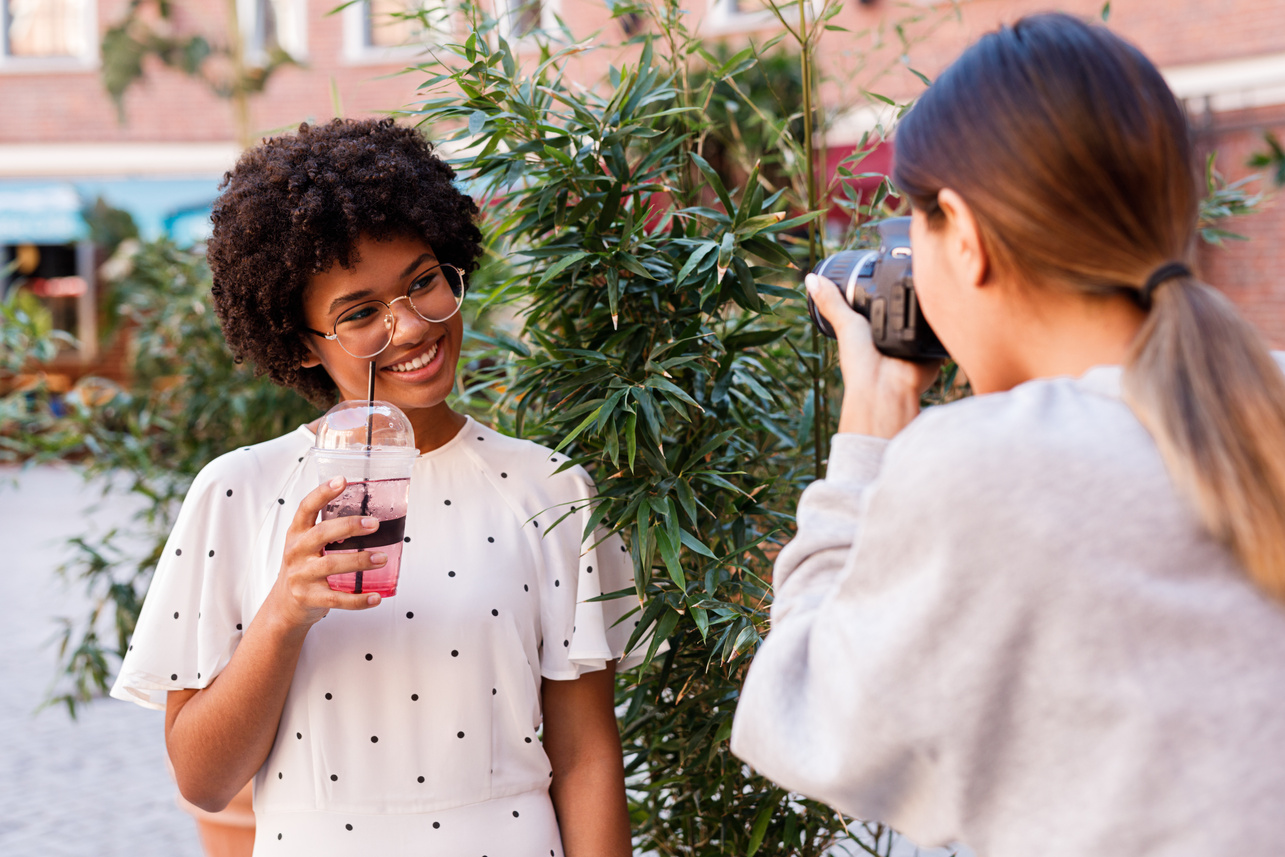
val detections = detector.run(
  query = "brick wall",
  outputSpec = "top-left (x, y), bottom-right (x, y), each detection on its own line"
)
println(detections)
top-left (5, 0), bottom-right (1283, 346)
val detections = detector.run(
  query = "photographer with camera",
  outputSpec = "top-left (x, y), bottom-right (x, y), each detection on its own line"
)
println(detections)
top-left (730, 13), bottom-right (1285, 857)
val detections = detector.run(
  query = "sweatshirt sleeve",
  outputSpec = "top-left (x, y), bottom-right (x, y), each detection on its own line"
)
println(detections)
top-left (730, 413), bottom-right (1017, 849)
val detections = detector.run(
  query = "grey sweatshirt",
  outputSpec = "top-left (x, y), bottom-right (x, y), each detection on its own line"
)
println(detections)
top-left (730, 364), bottom-right (1285, 857)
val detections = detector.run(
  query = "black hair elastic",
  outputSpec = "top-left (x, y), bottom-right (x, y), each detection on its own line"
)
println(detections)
top-left (1138, 262), bottom-right (1191, 310)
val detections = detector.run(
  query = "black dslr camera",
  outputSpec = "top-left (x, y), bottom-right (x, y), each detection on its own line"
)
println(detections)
top-left (806, 217), bottom-right (948, 361)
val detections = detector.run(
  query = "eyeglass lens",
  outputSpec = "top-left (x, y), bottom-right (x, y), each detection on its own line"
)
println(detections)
top-left (332, 265), bottom-right (464, 358)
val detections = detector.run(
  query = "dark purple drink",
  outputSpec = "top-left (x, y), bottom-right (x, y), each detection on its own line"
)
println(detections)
top-left (322, 477), bottom-right (410, 597)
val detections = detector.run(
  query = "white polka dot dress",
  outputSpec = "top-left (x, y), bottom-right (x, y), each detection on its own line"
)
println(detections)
top-left (111, 416), bottom-right (651, 856)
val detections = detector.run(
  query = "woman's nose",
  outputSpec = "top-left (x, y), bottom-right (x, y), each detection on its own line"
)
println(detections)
top-left (388, 297), bottom-right (431, 345)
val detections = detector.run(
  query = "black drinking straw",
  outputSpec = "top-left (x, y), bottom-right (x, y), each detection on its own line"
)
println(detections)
top-left (355, 360), bottom-right (376, 594)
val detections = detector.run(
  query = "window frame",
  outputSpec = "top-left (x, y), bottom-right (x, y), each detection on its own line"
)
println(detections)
top-left (702, 0), bottom-right (815, 36)
top-left (342, 0), bottom-right (450, 66)
top-left (0, 0), bottom-right (97, 73)
top-left (237, 0), bottom-right (309, 67)
top-left (493, 0), bottom-right (558, 50)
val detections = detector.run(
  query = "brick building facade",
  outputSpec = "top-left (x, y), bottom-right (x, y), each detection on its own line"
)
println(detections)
top-left (2, 0), bottom-right (1282, 377)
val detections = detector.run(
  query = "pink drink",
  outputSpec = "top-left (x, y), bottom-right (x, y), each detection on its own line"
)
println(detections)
top-left (322, 477), bottom-right (410, 597)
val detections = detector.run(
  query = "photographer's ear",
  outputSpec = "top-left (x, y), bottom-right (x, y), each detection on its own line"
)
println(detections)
top-left (937, 189), bottom-right (989, 290)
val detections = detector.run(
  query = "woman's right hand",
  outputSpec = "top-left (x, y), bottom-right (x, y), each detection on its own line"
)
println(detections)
top-left (806, 273), bottom-right (941, 439)
top-left (264, 476), bottom-right (387, 631)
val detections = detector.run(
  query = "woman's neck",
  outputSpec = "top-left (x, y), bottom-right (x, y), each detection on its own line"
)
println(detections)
top-left (406, 403), bottom-right (468, 454)
top-left (971, 289), bottom-right (1147, 394)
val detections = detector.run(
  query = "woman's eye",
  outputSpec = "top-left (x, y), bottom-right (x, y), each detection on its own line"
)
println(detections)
top-left (409, 271), bottom-right (439, 294)
top-left (337, 306), bottom-right (378, 325)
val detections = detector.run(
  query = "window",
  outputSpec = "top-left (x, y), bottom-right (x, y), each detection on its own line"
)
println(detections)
top-left (1, 0), bottom-right (95, 67)
top-left (1, 242), bottom-right (98, 361)
top-left (704, 0), bottom-right (812, 35)
top-left (238, 0), bottom-right (307, 65)
top-left (344, 0), bottom-right (449, 64)
top-left (495, 0), bottom-right (554, 44)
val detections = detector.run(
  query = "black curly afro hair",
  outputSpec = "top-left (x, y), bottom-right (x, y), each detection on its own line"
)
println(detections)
top-left (207, 117), bottom-right (483, 406)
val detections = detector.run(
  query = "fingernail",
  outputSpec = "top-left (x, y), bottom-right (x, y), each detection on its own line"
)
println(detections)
top-left (804, 273), bottom-right (818, 293)
top-left (367, 593), bottom-right (381, 606)
top-left (370, 552), bottom-right (388, 565)
top-left (362, 517), bottom-right (379, 529)
top-left (329, 476), bottom-right (345, 489)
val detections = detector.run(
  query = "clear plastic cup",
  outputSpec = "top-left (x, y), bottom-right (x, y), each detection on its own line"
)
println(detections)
top-left (311, 401), bottom-right (417, 597)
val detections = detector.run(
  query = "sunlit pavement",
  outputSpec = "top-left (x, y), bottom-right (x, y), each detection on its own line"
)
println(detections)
top-left (0, 465), bottom-right (200, 857)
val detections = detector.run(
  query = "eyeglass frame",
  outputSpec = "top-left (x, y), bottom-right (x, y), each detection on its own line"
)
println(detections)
top-left (302, 262), bottom-right (467, 359)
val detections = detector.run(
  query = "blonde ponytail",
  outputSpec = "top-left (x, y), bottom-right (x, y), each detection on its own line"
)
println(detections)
top-left (1124, 274), bottom-right (1285, 599)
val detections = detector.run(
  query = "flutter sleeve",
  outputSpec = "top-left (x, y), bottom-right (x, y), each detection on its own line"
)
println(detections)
top-left (110, 457), bottom-right (252, 710)
top-left (536, 465), bottom-right (653, 680)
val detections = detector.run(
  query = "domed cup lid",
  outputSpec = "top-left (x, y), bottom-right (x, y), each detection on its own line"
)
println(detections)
top-left (313, 400), bottom-right (417, 456)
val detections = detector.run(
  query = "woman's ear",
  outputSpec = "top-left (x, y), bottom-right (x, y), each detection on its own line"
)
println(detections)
top-left (300, 339), bottom-right (322, 369)
top-left (937, 188), bottom-right (989, 289)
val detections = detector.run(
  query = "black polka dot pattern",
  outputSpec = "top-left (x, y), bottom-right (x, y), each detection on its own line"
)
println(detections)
top-left (125, 430), bottom-right (633, 850)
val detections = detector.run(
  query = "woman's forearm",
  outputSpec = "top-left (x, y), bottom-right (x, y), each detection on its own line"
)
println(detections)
top-left (164, 599), bottom-right (309, 812)
top-left (543, 665), bottom-right (631, 857)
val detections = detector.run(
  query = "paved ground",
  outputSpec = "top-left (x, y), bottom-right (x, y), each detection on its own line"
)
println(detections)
top-left (0, 465), bottom-right (202, 857)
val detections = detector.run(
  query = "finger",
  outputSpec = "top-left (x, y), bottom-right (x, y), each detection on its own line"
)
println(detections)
top-left (319, 590), bottom-right (383, 611)
top-left (290, 476), bottom-right (348, 534)
top-left (299, 514), bottom-right (382, 556)
top-left (806, 273), bottom-right (866, 336)
top-left (304, 548), bottom-right (390, 582)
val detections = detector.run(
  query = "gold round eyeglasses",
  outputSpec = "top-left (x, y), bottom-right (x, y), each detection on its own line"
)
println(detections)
top-left (304, 264), bottom-right (465, 359)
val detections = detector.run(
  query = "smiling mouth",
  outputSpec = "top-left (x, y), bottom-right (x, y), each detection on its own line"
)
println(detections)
top-left (385, 341), bottom-right (440, 373)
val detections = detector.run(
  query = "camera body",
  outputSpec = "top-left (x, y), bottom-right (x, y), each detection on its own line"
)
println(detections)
top-left (807, 217), bottom-right (949, 361)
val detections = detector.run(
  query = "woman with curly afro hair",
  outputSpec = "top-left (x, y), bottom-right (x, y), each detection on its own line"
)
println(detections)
top-left (112, 118), bottom-right (644, 857)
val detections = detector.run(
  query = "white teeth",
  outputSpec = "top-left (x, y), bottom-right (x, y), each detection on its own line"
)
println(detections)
top-left (387, 342), bottom-right (439, 373)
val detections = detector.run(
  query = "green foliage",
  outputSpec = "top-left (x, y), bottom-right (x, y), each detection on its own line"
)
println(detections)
top-left (407, 0), bottom-right (923, 852)
top-left (0, 288), bottom-right (73, 376)
top-left (1199, 153), bottom-right (1267, 245)
top-left (101, 0), bottom-right (295, 144)
top-left (1248, 131), bottom-right (1285, 187)
top-left (11, 239), bottom-right (317, 714)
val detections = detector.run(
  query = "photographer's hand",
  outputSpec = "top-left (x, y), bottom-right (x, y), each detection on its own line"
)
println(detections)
top-left (806, 273), bottom-right (940, 439)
